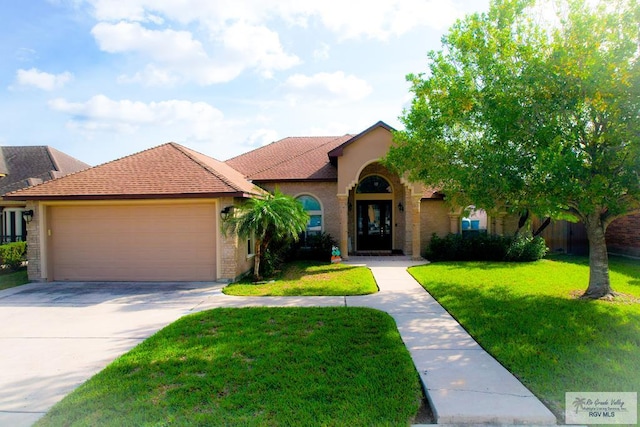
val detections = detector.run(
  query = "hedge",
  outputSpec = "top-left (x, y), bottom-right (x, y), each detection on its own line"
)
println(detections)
top-left (425, 233), bottom-right (548, 262)
top-left (0, 241), bottom-right (27, 271)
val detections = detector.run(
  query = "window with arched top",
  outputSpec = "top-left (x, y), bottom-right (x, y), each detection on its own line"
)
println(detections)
top-left (296, 195), bottom-right (322, 245)
top-left (356, 175), bottom-right (392, 193)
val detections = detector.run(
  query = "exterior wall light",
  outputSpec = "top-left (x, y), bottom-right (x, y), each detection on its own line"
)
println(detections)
top-left (397, 202), bottom-right (404, 212)
top-left (220, 206), bottom-right (234, 220)
top-left (22, 209), bottom-right (34, 223)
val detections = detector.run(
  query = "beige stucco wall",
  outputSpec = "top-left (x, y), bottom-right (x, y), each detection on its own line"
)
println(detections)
top-left (336, 127), bottom-right (422, 198)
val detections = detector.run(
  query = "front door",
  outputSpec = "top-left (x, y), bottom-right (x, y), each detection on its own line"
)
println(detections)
top-left (357, 201), bottom-right (392, 251)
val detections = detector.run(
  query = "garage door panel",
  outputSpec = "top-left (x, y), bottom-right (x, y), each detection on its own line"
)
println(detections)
top-left (50, 204), bottom-right (217, 281)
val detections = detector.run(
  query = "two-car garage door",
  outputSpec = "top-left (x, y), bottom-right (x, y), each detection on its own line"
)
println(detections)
top-left (49, 203), bottom-right (217, 281)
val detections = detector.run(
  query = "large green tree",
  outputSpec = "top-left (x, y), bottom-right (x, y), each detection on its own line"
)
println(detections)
top-left (221, 190), bottom-right (309, 281)
top-left (386, 0), bottom-right (640, 298)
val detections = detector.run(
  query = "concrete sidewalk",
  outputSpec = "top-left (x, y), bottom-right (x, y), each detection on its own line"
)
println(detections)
top-left (198, 257), bottom-right (557, 425)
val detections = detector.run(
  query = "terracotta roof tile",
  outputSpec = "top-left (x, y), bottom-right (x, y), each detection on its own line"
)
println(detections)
top-left (226, 135), bottom-right (353, 181)
top-left (6, 143), bottom-right (263, 200)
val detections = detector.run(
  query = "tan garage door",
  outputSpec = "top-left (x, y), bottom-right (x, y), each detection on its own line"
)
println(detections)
top-left (49, 203), bottom-right (217, 281)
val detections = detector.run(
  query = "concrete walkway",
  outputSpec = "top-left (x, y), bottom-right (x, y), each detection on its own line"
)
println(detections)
top-left (198, 257), bottom-right (557, 425)
top-left (347, 258), bottom-right (557, 425)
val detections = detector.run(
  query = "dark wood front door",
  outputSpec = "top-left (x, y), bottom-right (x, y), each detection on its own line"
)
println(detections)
top-left (357, 201), bottom-right (392, 251)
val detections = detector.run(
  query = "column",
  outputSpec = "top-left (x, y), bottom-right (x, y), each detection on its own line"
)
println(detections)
top-left (494, 212), bottom-right (507, 236)
top-left (337, 194), bottom-right (349, 260)
top-left (411, 195), bottom-right (422, 260)
top-left (449, 212), bottom-right (461, 234)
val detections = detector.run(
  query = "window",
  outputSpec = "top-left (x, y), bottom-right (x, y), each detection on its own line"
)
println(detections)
top-left (296, 195), bottom-right (322, 245)
top-left (461, 206), bottom-right (487, 235)
top-left (1, 208), bottom-right (27, 244)
top-left (356, 175), bottom-right (392, 193)
top-left (247, 234), bottom-right (255, 256)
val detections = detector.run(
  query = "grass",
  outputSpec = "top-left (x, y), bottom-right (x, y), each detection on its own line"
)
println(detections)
top-left (223, 260), bottom-right (378, 296)
top-left (408, 255), bottom-right (640, 421)
top-left (0, 267), bottom-right (28, 290)
top-left (36, 307), bottom-right (424, 427)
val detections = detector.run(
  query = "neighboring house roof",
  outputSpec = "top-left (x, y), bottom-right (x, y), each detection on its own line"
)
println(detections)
top-left (5, 143), bottom-right (264, 200)
top-left (0, 146), bottom-right (90, 196)
top-left (226, 135), bottom-right (353, 181)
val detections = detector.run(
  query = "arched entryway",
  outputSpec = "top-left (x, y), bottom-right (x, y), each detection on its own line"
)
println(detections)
top-left (355, 175), bottom-right (394, 252)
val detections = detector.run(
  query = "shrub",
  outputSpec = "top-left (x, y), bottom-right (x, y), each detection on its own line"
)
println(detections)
top-left (0, 241), bottom-right (27, 271)
top-left (259, 247), bottom-right (285, 278)
top-left (506, 235), bottom-right (548, 261)
top-left (292, 232), bottom-right (337, 262)
top-left (425, 233), bottom-right (547, 262)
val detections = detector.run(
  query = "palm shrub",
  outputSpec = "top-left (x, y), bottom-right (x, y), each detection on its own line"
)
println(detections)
top-left (221, 190), bottom-right (309, 281)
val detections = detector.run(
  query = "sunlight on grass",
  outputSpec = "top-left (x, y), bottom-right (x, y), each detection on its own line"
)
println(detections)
top-left (0, 268), bottom-right (28, 291)
top-left (409, 255), bottom-right (640, 420)
top-left (36, 307), bottom-right (423, 427)
top-left (223, 260), bottom-right (378, 296)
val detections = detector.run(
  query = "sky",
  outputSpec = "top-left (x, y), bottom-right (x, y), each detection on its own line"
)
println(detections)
top-left (0, 0), bottom-right (491, 166)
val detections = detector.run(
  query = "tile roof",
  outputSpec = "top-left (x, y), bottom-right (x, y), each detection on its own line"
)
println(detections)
top-left (226, 135), bottom-right (353, 181)
top-left (5, 143), bottom-right (264, 200)
top-left (0, 146), bottom-right (90, 196)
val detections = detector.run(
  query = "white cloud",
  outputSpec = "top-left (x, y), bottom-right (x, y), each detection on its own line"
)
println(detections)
top-left (48, 95), bottom-right (224, 140)
top-left (84, 0), bottom-right (474, 40)
top-left (313, 43), bottom-right (330, 61)
top-left (91, 20), bottom-right (299, 84)
top-left (284, 71), bottom-right (372, 105)
top-left (14, 68), bottom-right (73, 91)
top-left (117, 64), bottom-right (179, 86)
top-left (92, 21), bottom-right (206, 62)
top-left (247, 128), bottom-right (279, 146)
top-left (222, 22), bottom-right (301, 78)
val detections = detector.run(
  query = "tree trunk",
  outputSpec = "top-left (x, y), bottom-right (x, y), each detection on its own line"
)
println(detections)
top-left (581, 213), bottom-right (614, 299)
top-left (253, 241), bottom-right (262, 281)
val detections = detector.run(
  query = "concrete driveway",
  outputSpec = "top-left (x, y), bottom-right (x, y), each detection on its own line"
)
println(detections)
top-left (0, 281), bottom-right (224, 427)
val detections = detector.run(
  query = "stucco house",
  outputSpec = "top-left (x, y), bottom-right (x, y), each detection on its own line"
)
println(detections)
top-left (7, 121), bottom-right (525, 283)
top-left (0, 146), bottom-right (89, 244)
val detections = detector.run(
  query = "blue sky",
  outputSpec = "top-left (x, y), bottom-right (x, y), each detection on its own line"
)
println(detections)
top-left (0, 0), bottom-right (490, 166)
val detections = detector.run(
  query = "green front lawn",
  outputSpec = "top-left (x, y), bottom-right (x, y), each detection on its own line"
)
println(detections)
top-left (409, 255), bottom-right (640, 420)
top-left (37, 307), bottom-right (424, 426)
top-left (0, 267), bottom-right (28, 291)
top-left (224, 260), bottom-right (378, 296)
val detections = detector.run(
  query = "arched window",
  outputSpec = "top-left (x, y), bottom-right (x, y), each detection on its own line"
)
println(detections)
top-left (356, 175), bottom-right (392, 193)
top-left (296, 195), bottom-right (322, 245)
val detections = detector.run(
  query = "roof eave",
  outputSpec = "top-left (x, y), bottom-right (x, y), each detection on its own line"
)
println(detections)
top-left (3, 191), bottom-right (258, 201)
